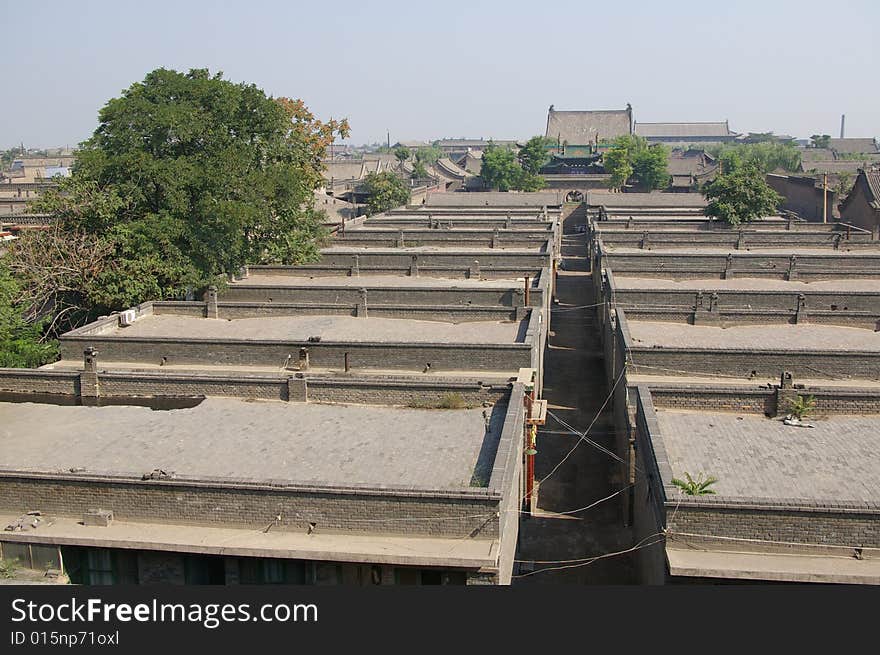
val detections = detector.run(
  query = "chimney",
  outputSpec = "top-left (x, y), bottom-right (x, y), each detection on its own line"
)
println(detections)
top-left (840, 114), bottom-right (845, 139)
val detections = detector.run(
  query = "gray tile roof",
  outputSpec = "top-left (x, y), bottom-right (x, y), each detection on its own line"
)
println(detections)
top-left (322, 161), bottom-right (366, 181)
top-left (634, 122), bottom-right (732, 138)
top-left (866, 171), bottom-right (880, 205)
top-left (434, 158), bottom-right (470, 180)
top-left (586, 190), bottom-right (708, 207)
top-left (666, 151), bottom-right (718, 177)
top-left (545, 108), bottom-right (632, 145)
top-left (829, 137), bottom-right (879, 154)
top-left (799, 148), bottom-right (836, 162)
top-left (800, 160), bottom-right (864, 174)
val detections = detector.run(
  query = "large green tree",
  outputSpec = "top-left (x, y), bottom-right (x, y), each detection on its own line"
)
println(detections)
top-left (362, 171), bottom-right (410, 215)
top-left (602, 135), bottom-right (669, 191)
top-left (20, 68), bottom-right (347, 327)
top-left (480, 144), bottom-right (521, 191)
top-left (703, 164), bottom-right (783, 226)
top-left (480, 142), bottom-right (545, 191)
top-left (517, 136), bottom-right (553, 175)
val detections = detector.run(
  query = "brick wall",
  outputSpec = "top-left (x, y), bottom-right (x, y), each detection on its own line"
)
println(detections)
top-left (0, 369), bottom-right (512, 406)
top-left (0, 473), bottom-right (501, 539)
top-left (489, 386), bottom-right (526, 585)
top-left (628, 347), bottom-right (880, 380)
top-left (631, 387), bottom-right (669, 584)
top-left (598, 230), bottom-right (873, 250)
top-left (612, 288), bottom-right (880, 313)
top-left (667, 503), bottom-right (879, 548)
top-left (598, 250), bottom-right (880, 281)
top-left (59, 336), bottom-right (535, 373)
top-left (648, 384), bottom-right (880, 415)
top-left (220, 284), bottom-right (545, 309)
top-left (248, 264), bottom-right (545, 280)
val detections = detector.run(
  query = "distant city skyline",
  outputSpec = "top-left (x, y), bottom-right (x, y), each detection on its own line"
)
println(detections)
top-left (3, 0), bottom-right (878, 150)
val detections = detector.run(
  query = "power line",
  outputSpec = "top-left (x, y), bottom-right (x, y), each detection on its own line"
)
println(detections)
top-left (512, 532), bottom-right (666, 578)
top-left (537, 368), bottom-right (627, 485)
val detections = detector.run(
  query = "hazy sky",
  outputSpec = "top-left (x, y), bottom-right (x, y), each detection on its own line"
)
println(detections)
top-left (4, 0), bottom-right (878, 149)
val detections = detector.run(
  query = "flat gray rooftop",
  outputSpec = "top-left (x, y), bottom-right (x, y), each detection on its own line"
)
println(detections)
top-left (0, 398), bottom-right (505, 489)
top-left (628, 322), bottom-right (880, 351)
top-left (110, 314), bottom-right (524, 344)
top-left (321, 245), bottom-right (542, 253)
top-left (614, 277), bottom-right (880, 292)
top-left (425, 192), bottom-right (562, 207)
top-left (587, 191), bottom-right (708, 208)
top-left (606, 246), bottom-right (878, 255)
top-left (657, 409), bottom-right (880, 503)
top-left (235, 275), bottom-right (527, 288)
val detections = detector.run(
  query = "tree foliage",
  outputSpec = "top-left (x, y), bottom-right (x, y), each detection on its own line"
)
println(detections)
top-left (414, 145), bottom-right (442, 165)
top-left (517, 136), bottom-right (553, 175)
top-left (22, 68), bottom-right (346, 330)
top-left (703, 164), bottom-right (783, 226)
top-left (480, 144), bottom-right (521, 191)
top-left (480, 142), bottom-right (546, 192)
top-left (810, 134), bottom-right (831, 149)
top-left (603, 147), bottom-right (632, 191)
top-left (707, 141), bottom-right (801, 174)
top-left (394, 146), bottom-right (410, 163)
top-left (411, 161), bottom-right (430, 179)
top-left (602, 135), bottom-right (669, 191)
top-left (362, 171), bottom-right (410, 215)
top-left (0, 258), bottom-right (58, 367)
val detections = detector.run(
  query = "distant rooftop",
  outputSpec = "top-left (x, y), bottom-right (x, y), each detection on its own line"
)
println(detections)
top-left (425, 191), bottom-right (562, 208)
top-left (634, 122), bottom-right (733, 138)
top-left (0, 398), bottom-right (505, 490)
top-left (829, 137), bottom-right (879, 154)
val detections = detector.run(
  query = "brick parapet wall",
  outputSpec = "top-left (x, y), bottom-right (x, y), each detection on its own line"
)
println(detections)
top-left (592, 219), bottom-right (867, 233)
top-left (666, 503), bottom-right (879, 548)
top-left (596, 230), bottom-right (874, 250)
top-left (646, 384), bottom-right (880, 415)
top-left (612, 288), bottom-right (880, 313)
top-left (246, 264), bottom-right (545, 280)
top-left (627, 346), bottom-right (880, 380)
top-left (0, 471), bottom-right (501, 539)
top-left (223, 267), bottom-right (551, 309)
top-left (0, 368), bottom-right (512, 406)
top-left (620, 307), bottom-right (878, 329)
top-left (59, 335), bottom-right (534, 373)
top-left (151, 301), bottom-right (519, 323)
